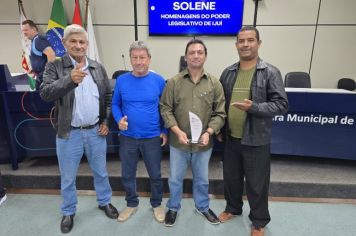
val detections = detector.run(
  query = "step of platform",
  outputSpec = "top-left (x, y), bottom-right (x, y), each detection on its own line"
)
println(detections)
top-left (2, 154), bottom-right (356, 199)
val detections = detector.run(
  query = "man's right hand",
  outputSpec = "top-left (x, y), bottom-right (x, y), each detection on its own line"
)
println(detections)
top-left (118, 116), bottom-right (128, 131)
top-left (231, 99), bottom-right (252, 111)
top-left (71, 64), bottom-right (86, 84)
top-left (171, 126), bottom-right (190, 145)
top-left (176, 130), bottom-right (190, 145)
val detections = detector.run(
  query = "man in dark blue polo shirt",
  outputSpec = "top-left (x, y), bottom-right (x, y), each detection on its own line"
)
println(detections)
top-left (22, 20), bottom-right (56, 90)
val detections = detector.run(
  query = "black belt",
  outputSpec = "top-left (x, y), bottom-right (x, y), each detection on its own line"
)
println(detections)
top-left (71, 122), bottom-right (98, 130)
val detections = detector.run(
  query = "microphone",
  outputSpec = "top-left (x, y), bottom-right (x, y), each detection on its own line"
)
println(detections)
top-left (122, 54), bottom-right (127, 70)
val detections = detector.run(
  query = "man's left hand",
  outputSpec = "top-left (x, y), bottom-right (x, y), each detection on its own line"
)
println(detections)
top-left (98, 123), bottom-right (109, 136)
top-left (160, 133), bottom-right (168, 147)
top-left (231, 99), bottom-right (253, 111)
top-left (198, 132), bottom-right (210, 146)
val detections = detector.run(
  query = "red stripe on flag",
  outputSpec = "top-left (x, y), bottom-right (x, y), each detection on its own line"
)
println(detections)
top-left (72, 0), bottom-right (82, 26)
top-left (22, 55), bottom-right (30, 72)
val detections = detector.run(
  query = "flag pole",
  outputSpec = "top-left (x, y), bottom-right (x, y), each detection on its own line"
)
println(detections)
top-left (84, 0), bottom-right (89, 30)
top-left (18, 0), bottom-right (27, 18)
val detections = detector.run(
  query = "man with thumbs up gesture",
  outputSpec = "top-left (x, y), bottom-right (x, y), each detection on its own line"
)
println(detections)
top-left (118, 115), bottom-right (128, 131)
top-left (40, 24), bottom-right (118, 233)
top-left (112, 41), bottom-right (167, 223)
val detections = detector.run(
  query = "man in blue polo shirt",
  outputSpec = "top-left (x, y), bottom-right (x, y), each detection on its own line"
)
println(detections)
top-left (112, 41), bottom-right (167, 223)
top-left (22, 20), bottom-right (55, 90)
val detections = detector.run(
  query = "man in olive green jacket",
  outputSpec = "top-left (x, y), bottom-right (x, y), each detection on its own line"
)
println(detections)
top-left (160, 39), bottom-right (226, 227)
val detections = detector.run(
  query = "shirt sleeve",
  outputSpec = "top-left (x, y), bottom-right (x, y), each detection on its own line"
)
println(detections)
top-left (248, 67), bottom-right (289, 117)
top-left (111, 78), bottom-right (124, 124)
top-left (35, 36), bottom-right (51, 52)
top-left (40, 60), bottom-right (78, 102)
top-left (158, 77), bottom-right (168, 134)
top-left (160, 78), bottom-right (178, 129)
top-left (207, 79), bottom-right (226, 134)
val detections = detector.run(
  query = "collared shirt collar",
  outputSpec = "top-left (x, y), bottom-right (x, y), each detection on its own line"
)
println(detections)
top-left (68, 55), bottom-right (89, 71)
top-left (181, 69), bottom-right (208, 81)
top-left (227, 57), bottom-right (267, 72)
top-left (31, 33), bottom-right (39, 41)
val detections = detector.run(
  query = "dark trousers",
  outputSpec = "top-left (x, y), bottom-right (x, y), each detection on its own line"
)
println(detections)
top-left (0, 170), bottom-right (5, 197)
top-left (119, 135), bottom-right (163, 208)
top-left (223, 136), bottom-right (271, 228)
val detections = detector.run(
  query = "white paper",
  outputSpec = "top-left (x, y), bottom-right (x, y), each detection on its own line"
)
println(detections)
top-left (189, 112), bottom-right (203, 143)
top-left (15, 84), bottom-right (31, 91)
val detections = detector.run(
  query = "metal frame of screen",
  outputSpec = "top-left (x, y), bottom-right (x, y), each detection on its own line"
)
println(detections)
top-left (148, 0), bottom-right (244, 36)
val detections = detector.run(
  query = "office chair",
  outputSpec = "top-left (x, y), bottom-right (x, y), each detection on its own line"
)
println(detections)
top-left (337, 78), bottom-right (355, 91)
top-left (112, 70), bottom-right (129, 80)
top-left (110, 70), bottom-right (129, 93)
top-left (284, 72), bottom-right (311, 88)
top-left (108, 78), bottom-right (116, 91)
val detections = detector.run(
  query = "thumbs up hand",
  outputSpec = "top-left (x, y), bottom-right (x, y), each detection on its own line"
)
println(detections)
top-left (118, 115), bottom-right (128, 131)
top-left (71, 63), bottom-right (87, 84)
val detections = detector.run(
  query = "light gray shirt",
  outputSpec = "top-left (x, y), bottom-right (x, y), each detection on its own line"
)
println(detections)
top-left (69, 56), bottom-right (99, 127)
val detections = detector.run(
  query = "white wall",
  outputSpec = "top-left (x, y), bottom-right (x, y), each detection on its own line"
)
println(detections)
top-left (1, 0), bottom-right (356, 88)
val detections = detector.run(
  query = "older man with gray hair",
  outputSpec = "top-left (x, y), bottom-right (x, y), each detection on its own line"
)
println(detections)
top-left (40, 24), bottom-right (118, 234)
top-left (112, 41), bottom-right (167, 223)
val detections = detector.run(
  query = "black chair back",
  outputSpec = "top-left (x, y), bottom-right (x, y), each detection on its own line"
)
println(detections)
top-left (337, 78), bottom-right (355, 91)
top-left (284, 72), bottom-right (311, 88)
top-left (108, 78), bottom-right (116, 91)
top-left (112, 70), bottom-right (129, 80)
top-left (110, 70), bottom-right (129, 92)
top-left (179, 56), bottom-right (187, 72)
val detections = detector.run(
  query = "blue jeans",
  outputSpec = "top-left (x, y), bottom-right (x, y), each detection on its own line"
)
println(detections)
top-left (119, 135), bottom-right (163, 208)
top-left (56, 125), bottom-right (112, 216)
top-left (167, 145), bottom-right (212, 212)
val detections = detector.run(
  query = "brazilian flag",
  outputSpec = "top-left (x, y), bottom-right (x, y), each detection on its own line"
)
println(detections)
top-left (46, 0), bottom-right (67, 57)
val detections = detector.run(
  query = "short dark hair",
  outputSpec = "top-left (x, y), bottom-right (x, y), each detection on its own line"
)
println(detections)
top-left (237, 26), bottom-right (260, 41)
top-left (22, 19), bottom-right (38, 31)
top-left (185, 39), bottom-right (207, 55)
